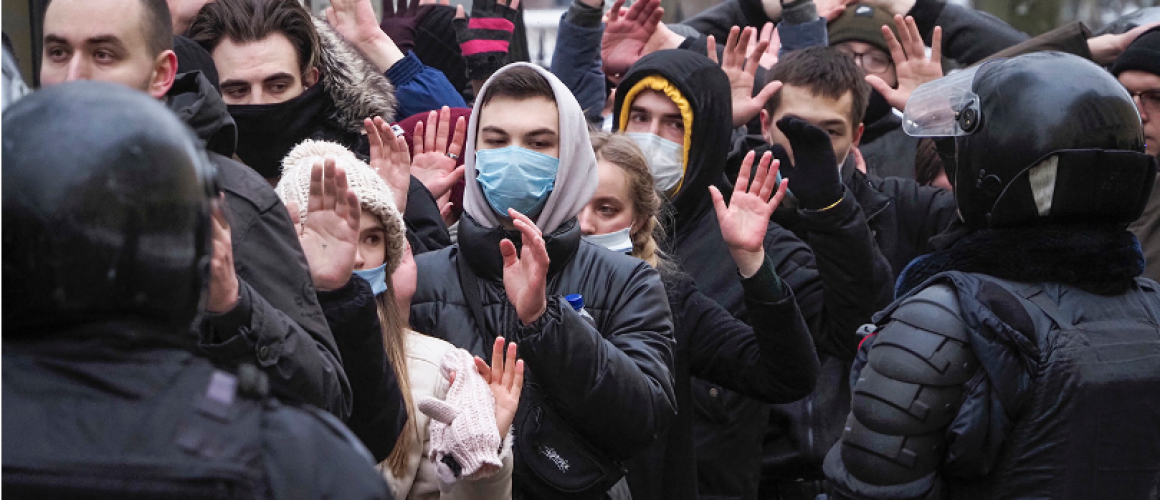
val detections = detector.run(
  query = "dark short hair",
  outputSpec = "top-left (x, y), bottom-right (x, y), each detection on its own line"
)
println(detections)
top-left (45, 0), bottom-right (173, 57)
top-left (186, 0), bottom-right (319, 78)
top-left (764, 46), bottom-right (871, 129)
top-left (478, 65), bottom-right (555, 108)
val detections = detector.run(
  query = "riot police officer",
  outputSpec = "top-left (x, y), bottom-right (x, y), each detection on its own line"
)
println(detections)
top-left (1, 81), bottom-right (393, 499)
top-left (823, 52), bottom-right (1160, 499)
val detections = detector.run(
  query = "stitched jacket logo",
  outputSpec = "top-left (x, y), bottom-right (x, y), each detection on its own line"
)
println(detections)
top-left (540, 446), bottom-right (570, 472)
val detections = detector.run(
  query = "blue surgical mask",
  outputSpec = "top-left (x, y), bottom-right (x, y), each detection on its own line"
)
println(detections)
top-left (353, 263), bottom-right (388, 296)
top-left (583, 227), bottom-right (634, 254)
top-left (475, 146), bottom-right (560, 218)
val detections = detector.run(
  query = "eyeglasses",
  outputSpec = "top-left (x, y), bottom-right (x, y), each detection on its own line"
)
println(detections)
top-left (1130, 90), bottom-right (1160, 117)
top-left (834, 46), bottom-right (892, 75)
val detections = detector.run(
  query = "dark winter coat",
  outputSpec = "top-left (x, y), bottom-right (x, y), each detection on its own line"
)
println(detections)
top-left (826, 223), bottom-right (1160, 499)
top-left (169, 71), bottom-right (408, 456)
top-left (625, 257), bottom-right (819, 500)
top-left (614, 50), bottom-right (890, 500)
top-left (168, 71), bottom-right (353, 419)
top-left (409, 214), bottom-right (678, 488)
top-left (1, 326), bottom-right (393, 500)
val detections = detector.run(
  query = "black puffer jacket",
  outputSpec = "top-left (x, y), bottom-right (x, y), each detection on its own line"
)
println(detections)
top-left (168, 71), bottom-right (353, 418)
top-left (409, 214), bottom-right (677, 474)
top-left (614, 50), bottom-right (890, 499)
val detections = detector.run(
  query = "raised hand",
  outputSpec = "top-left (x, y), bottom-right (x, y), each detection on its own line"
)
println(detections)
top-left (379, 0), bottom-right (443, 53)
top-left (207, 196), bottom-right (240, 313)
top-left (708, 26), bottom-right (784, 128)
top-left (867, 15), bottom-right (943, 112)
top-left (472, 337), bottom-right (525, 439)
top-left (365, 116), bottom-right (412, 212)
top-left (285, 158), bottom-right (361, 292)
top-left (710, 151), bottom-right (788, 277)
top-left (601, 0), bottom-right (664, 83)
top-left (411, 106), bottom-right (467, 206)
top-left (328, 0), bottom-right (405, 72)
top-left (816, 0), bottom-right (858, 21)
top-left (749, 22), bottom-right (780, 70)
top-left (500, 209), bottom-right (549, 326)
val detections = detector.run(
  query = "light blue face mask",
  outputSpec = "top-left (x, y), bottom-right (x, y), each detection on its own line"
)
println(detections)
top-left (582, 227), bottom-right (634, 254)
top-left (353, 263), bottom-right (388, 296)
top-left (475, 146), bottom-right (560, 218)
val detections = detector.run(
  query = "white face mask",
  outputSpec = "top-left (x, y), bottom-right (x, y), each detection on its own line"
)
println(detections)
top-left (627, 132), bottom-right (684, 194)
top-left (582, 227), bottom-right (634, 254)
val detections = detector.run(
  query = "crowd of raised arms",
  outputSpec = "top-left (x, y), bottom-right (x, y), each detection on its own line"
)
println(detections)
top-left (3, 0), bottom-right (1160, 498)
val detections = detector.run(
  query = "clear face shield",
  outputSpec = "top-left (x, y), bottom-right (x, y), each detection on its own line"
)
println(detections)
top-left (902, 64), bottom-right (988, 138)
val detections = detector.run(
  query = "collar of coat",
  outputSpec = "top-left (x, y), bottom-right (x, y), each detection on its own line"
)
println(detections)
top-left (458, 213), bottom-right (582, 282)
top-left (896, 220), bottom-right (1145, 297)
top-left (311, 16), bottom-right (397, 133)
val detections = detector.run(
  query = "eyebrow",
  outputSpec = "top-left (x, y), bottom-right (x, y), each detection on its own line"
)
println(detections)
top-left (45, 34), bottom-right (127, 50)
top-left (480, 126), bottom-right (510, 135)
top-left (262, 72), bottom-right (295, 84)
top-left (819, 119), bottom-right (848, 128)
top-left (525, 128), bottom-right (558, 137)
top-left (630, 105), bottom-right (682, 121)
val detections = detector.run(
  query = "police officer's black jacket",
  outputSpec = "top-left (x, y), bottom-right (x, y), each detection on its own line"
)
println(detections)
top-left (409, 214), bottom-right (678, 470)
top-left (614, 50), bottom-right (891, 500)
top-left (825, 223), bottom-right (1160, 499)
top-left (168, 71), bottom-right (408, 459)
top-left (2, 325), bottom-right (393, 499)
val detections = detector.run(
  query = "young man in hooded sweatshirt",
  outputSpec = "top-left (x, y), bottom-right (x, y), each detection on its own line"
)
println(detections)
top-left (408, 63), bottom-right (678, 499)
top-left (612, 48), bottom-right (891, 500)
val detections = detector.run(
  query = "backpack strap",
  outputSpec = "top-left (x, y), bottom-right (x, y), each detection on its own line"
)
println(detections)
top-left (456, 250), bottom-right (498, 346)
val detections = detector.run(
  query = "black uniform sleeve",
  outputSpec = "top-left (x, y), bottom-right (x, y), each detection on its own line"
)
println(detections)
top-left (509, 263), bottom-right (677, 460)
top-left (795, 190), bottom-right (895, 359)
top-left (317, 277), bottom-right (408, 463)
top-left (685, 256), bottom-right (820, 403)
top-left (823, 284), bottom-right (980, 500)
top-left (201, 183), bottom-right (352, 419)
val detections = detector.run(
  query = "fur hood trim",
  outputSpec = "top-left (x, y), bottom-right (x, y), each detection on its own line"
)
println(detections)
top-left (897, 224), bottom-right (1145, 297)
top-left (312, 16), bottom-right (397, 132)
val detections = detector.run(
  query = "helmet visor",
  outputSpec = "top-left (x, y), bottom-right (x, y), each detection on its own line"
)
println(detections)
top-left (902, 65), bottom-right (986, 138)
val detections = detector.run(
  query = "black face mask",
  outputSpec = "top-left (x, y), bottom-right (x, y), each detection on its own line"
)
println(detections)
top-left (863, 88), bottom-right (893, 125)
top-left (227, 84), bottom-right (330, 179)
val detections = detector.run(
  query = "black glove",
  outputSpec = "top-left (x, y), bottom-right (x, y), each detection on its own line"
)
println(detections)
top-left (776, 116), bottom-right (844, 210)
top-left (453, 0), bottom-right (519, 82)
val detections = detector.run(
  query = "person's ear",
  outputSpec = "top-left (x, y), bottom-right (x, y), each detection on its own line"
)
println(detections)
top-left (148, 50), bottom-right (178, 98)
top-left (303, 67), bottom-right (320, 88)
top-left (852, 122), bottom-right (864, 147)
top-left (760, 109), bottom-right (771, 140)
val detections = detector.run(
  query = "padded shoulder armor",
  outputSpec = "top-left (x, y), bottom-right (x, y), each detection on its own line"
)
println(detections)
top-left (840, 284), bottom-right (980, 486)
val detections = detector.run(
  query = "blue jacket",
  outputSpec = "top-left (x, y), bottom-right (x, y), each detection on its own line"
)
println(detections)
top-left (386, 51), bottom-right (467, 121)
top-left (551, 14), bottom-right (608, 124)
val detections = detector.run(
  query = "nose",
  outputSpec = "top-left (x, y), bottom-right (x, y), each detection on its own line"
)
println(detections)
top-left (64, 56), bottom-right (89, 81)
top-left (648, 118), bottom-right (662, 137)
top-left (578, 206), bottom-right (596, 235)
top-left (353, 247), bottom-right (366, 270)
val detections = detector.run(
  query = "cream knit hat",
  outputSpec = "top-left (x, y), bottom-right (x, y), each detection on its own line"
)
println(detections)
top-left (275, 140), bottom-right (407, 275)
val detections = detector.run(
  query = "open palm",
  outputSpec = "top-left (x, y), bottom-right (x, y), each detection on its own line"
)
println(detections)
top-left (501, 209), bottom-right (549, 326)
top-left (287, 159), bottom-right (361, 292)
top-left (868, 16), bottom-right (943, 112)
top-left (601, 0), bottom-right (663, 80)
top-left (709, 26), bottom-right (783, 128)
top-left (473, 337), bottom-right (525, 439)
top-left (712, 151), bottom-right (787, 254)
top-left (410, 106), bottom-right (467, 202)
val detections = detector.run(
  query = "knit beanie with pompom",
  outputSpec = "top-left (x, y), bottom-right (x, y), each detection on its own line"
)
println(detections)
top-left (275, 139), bottom-right (407, 275)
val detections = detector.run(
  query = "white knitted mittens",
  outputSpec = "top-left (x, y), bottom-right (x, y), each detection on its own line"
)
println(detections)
top-left (418, 348), bottom-right (503, 483)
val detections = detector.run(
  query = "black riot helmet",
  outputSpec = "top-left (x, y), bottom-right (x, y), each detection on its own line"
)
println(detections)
top-left (2, 81), bottom-right (217, 335)
top-left (903, 51), bottom-right (1157, 229)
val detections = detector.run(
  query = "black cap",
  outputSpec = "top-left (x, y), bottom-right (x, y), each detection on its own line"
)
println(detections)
top-left (1111, 26), bottom-right (1160, 77)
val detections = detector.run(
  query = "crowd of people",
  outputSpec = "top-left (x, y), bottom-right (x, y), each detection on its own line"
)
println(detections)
top-left (3, 0), bottom-right (1160, 498)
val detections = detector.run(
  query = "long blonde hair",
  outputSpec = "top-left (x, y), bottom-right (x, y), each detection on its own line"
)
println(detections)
top-left (377, 257), bottom-right (415, 478)
top-left (589, 132), bottom-right (676, 274)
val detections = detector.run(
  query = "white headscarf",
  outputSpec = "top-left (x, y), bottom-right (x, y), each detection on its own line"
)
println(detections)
top-left (461, 63), bottom-right (599, 235)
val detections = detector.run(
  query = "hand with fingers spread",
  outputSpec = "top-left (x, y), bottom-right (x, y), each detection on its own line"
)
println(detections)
top-left (867, 15), bottom-right (943, 112)
top-left (207, 196), bottom-right (241, 313)
top-left (710, 151), bottom-right (789, 278)
top-left (285, 159), bottom-right (362, 292)
top-left (379, 0), bottom-right (443, 53)
top-left (365, 116), bottom-right (412, 212)
top-left (453, 0), bottom-right (520, 83)
top-left (601, 0), bottom-right (664, 82)
top-left (472, 337), bottom-right (525, 439)
top-left (501, 209), bottom-right (550, 326)
top-left (750, 23), bottom-right (780, 70)
top-left (708, 26), bottom-right (784, 128)
top-left (328, 0), bottom-right (406, 71)
top-left (411, 106), bottom-right (468, 206)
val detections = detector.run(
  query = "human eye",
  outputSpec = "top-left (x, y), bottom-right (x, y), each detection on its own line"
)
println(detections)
top-left (667, 119), bottom-right (684, 132)
top-left (363, 234), bottom-right (382, 246)
top-left (93, 49), bottom-right (117, 63)
top-left (45, 45), bottom-right (69, 62)
top-left (630, 112), bottom-right (649, 123)
top-left (598, 205), bottom-right (619, 216)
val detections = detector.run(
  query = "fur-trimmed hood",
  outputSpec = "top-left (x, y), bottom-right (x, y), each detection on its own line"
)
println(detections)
top-left (312, 16), bottom-right (397, 132)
